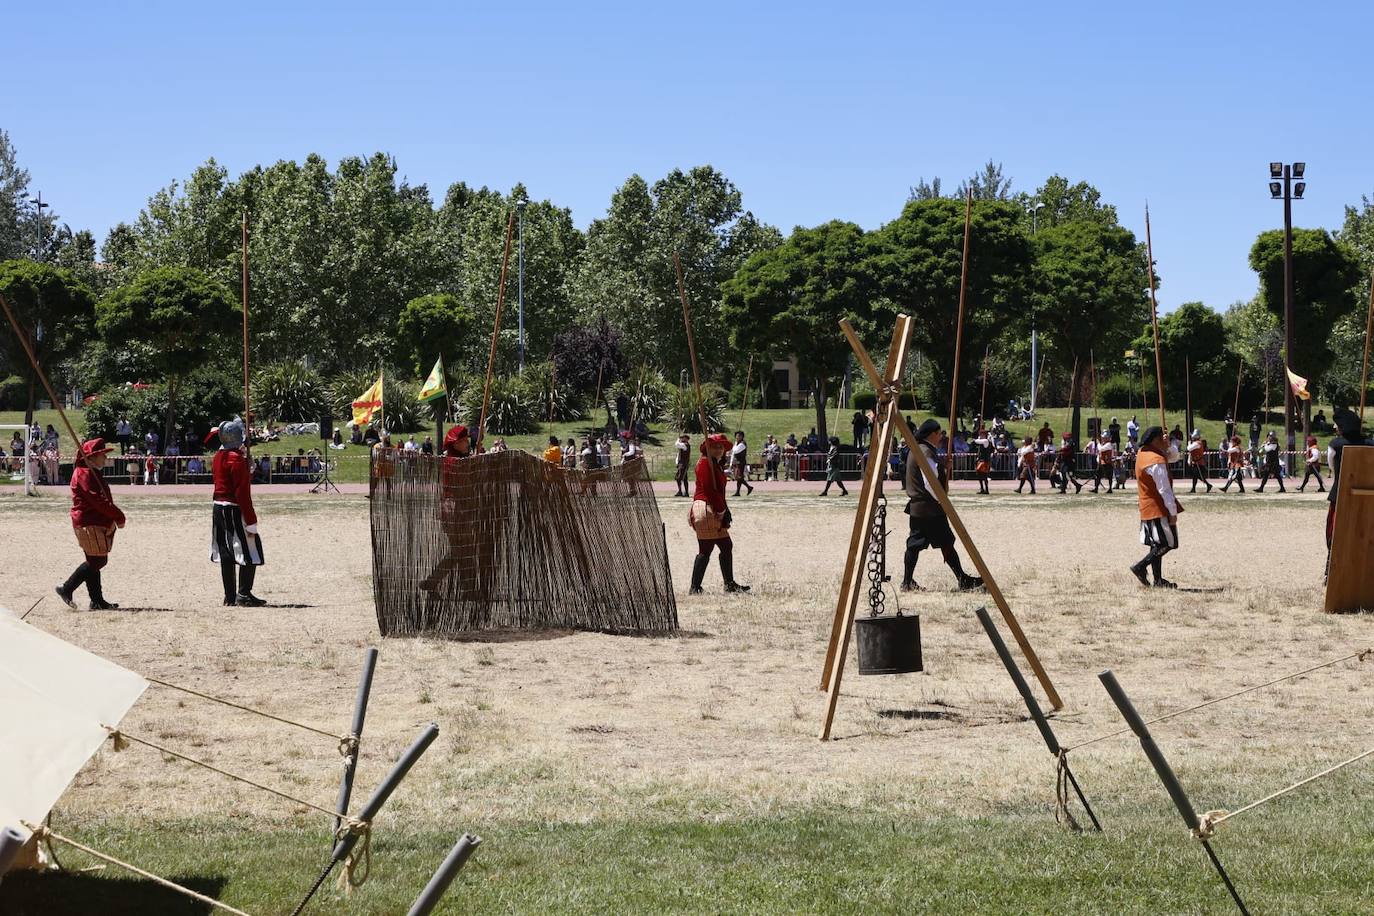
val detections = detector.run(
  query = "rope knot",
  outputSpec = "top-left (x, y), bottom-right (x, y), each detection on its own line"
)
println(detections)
top-left (876, 384), bottom-right (900, 406)
top-left (1053, 749), bottom-right (1082, 832)
top-left (338, 735), bottom-right (359, 763)
top-left (1192, 809), bottom-right (1227, 840)
top-left (335, 818), bottom-right (372, 894)
top-left (1359, 648), bottom-right (1372, 664)
top-left (104, 727), bottom-right (130, 752)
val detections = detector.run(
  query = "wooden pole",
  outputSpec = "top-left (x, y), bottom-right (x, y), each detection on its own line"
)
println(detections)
top-left (978, 345), bottom-right (990, 426)
top-left (833, 317), bottom-right (1063, 716)
top-left (1068, 355), bottom-right (1079, 433)
top-left (1360, 269), bottom-right (1374, 420)
top-left (947, 187), bottom-right (973, 473)
top-left (1089, 348), bottom-right (1098, 424)
top-left (1232, 358), bottom-right (1243, 431)
top-left (0, 291), bottom-right (79, 447)
top-left (477, 210), bottom-right (517, 450)
top-left (240, 214), bottom-right (251, 455)
top-left (1032, 352), bottom-right (1047, 415)
top-left (674, 251), bottom-right (710, 435)
top-left (1140, 359), bottom-right (1150, 412)
top-left (1144, 205), bottom-right (1167, 429)
top-left (819, 317), bottom-right (914, 739)
top-left (739, 354), bottom-right (754, 428)
top-left (1185, 356), bottom-right (1193, 437)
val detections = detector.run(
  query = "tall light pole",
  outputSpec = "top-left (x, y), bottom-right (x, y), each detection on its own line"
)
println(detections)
top-left (1028, 201), bottom-right (1046, 412)
top-left (1268, 162), bottom-right (1306, 452)
top-left (34, 192), bottom-right (50, 261)
top-left (516, 199), bottom-right (527, 374)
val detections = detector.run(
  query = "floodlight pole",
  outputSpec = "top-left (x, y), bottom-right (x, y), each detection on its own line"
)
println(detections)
top-left (1282, 164), bottom-right (1297, 452)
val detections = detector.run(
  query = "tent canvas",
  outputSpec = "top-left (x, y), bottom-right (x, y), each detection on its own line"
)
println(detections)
top-left (0, 608), bottom-right (146, 839)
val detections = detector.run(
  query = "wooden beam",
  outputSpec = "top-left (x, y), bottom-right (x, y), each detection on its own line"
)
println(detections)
top-left (818, 316), bottom-right (914, 740)
top-left (844, 319), bottom-right (1063, 711)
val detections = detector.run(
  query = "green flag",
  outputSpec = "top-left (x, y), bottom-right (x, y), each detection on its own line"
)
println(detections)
top-left (417, 357), bottom-right (446, 403)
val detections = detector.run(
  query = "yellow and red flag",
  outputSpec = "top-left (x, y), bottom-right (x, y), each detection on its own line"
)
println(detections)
top-left (1286, 366), bottom-right (1311, 401)
top-left (352, 374), bottom-right (384, 426)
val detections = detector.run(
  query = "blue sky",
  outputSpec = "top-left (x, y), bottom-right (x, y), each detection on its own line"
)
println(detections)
top-left (7, 1), bottom-right (1372, 313)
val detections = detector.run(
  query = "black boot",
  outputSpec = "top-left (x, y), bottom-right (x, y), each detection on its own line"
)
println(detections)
top-left (87, 570), bottom-right (119, 610)
top-left (235, 565), bottom-right (267, 607)
top-left (56, 562), bottom-right (92, 609)
top-left (1130, 559), bottom-right (1150, 587)
top-left (688, 555), bottom-right (709, 595)
top-left (720, 553), bottom-right (750, 593)
top-left (220, 561), bottom-right (238, 606)
top-left (901, 547), bottom-right (922, 591)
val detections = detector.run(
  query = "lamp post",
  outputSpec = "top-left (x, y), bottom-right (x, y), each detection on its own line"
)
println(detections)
top-left (1268, 162), bottom-right (1306, 452)
top-left (516, 199), bottom-right (527, 374)
top-left (1028, 201), bottom-right (1046, 413)
top-left (34, 192), bottom-right (50, 261)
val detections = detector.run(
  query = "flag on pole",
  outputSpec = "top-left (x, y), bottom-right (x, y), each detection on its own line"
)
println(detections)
top-left (352, 374), bottom-right (384, 426)
top-left (418, 357), bottom-right (446, 403)
top-left (1286, 366), bottom-right (1311, 401)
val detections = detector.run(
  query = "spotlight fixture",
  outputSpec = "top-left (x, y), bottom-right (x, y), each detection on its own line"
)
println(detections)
top-left (1269, 162), bottom-right (1284, 179)
top-left (1294, 182), bottom-right (1306, 199)
top-left (1270, 182), bottom-right (1283, 198)
top-left (1292, 162), bottom-right (1306, 179)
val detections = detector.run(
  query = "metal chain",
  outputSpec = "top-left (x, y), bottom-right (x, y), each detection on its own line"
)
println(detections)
top-left (867, 495), bottom-right (888, 615)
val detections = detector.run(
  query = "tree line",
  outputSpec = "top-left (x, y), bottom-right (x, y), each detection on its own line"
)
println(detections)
top-left (2, 129), bottom-right (1372, 445)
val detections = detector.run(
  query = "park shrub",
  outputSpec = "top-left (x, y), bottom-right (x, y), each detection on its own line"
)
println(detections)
top-left (666, 383), bottom-right (726, 433)
top-left (84, 366), bottom-right (240, 442)
top-left (455, 374), bottom-right (542, 435)
top-left (1096, 374), bottom-right (1140, 409)
top-left (252, 362), bottom-right (326, 423)
top-left (523, 361), bottom-right (585, 423)
top-left (610, 369), bottom-right (670, 423)
top-left (0, 375), bottom-right (26, 411)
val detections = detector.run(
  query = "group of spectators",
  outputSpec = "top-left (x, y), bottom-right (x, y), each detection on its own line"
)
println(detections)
top-left (1, 423), bottom-right (62, 483)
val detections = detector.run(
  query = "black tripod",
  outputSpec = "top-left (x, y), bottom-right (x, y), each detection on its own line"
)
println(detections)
top-left (311, 453), bottom-right (339, 494)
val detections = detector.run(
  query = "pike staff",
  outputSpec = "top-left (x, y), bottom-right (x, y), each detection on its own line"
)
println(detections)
top-left (947, 187), bottom-right (973, 473)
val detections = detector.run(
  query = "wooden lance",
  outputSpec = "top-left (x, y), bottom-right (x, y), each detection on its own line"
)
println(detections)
top-left (477, 210), bottom-right (517, 450)
top-left (947, 187), bottom-right (973, 473)
top-left (1144, 206), bottom-right (1167, 429)
top-left (674, 250), bottom-right (710, 436)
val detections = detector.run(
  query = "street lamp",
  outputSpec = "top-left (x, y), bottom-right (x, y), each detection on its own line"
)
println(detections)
top-left (34, 192), bottom-right (49, 261)
top-left (1028, 201), bottom-right (1046, 412)
top-left (516, 199), bottom-right (527, 374)
top-left (1267, 161), bottom-right (1306, 452)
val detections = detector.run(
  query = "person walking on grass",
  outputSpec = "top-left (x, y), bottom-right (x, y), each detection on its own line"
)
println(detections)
top-left (1220, 435), bottom-right (1247, 492)
top-left (1014, 437), bottom-right (1037, 494)
top-left (820, 436), bottom-right (849, 496)
top-left (1186, 429), bottom-right (1213, 493)
top-left (1130, 426), bottom-right (1184, 589)
top-left (1298, 435), bottom-right (1326, 493)
top-left (899, 419), bottom-right (984, 593)
top-left (1256, 431), bottom-right (1286, 492)
top-left (730, 430), bottom-right (754, 496)
top-left (688, 433), bottom-right (750, 594)
top-left (55, 439), bottom-right (125, 610)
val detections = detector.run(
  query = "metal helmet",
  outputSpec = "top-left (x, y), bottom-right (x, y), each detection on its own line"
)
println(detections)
top-left (218, 418), bottom-right (245, 449)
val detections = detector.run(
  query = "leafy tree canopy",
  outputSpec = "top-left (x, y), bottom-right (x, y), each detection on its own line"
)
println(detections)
top-left (1248, 228), bottom-right (1361, 378)
top-left (395, 293), bottom-right (477, 378)
top-left (0, 259), bottom-right (97, 422)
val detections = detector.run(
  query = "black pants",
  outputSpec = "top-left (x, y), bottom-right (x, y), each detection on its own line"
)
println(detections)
top-left (1258, 468), bottom-right (1285, 491)
top-left (62, 554), bottom-right (110, 601)
top-left (1222, 467), bottom-right (1246, 491)
top-left (1016, 467), bottom-right (1036, 493)
top-left (1093, 465), bottom-right (1113, 491)
top-left (1188, 463), bottom-right (1210, 490)
top-left (1300, 465), bottom-right (1325, 491)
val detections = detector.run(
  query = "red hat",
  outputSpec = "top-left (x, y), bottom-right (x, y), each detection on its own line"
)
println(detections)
top-left (699, 432), bottom-right (730, 455)
top-left (443, 425), bottom-right (470, 455)
top-left (76, 438), bottom-right (113, 466)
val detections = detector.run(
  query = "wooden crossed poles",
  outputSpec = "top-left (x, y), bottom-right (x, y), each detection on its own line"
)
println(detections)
top-left (819, 315), bottom-right (1062, 740)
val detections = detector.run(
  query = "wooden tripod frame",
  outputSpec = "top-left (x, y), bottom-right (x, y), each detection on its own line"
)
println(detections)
top-left (818, 315), bottom-right (1062, 740)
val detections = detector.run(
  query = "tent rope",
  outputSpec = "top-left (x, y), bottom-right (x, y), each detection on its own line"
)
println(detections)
top-left (20, 821), bottom-right (254, 916)
top-left (104, 726), bottom-right (349, 823)
top-left (145, 676), bottom-right (347, 743)
top-left (1053, 749), bottom-right (1081, 832)
top-left (335, 818), bottom-right (373, 893)
top-left (1065, 647), bottom-right (1371, 753)
top-left (1193, 745), bottom-right (1374, 839)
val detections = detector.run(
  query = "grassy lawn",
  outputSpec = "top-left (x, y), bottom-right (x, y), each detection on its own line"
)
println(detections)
top-left (3, 798), bottom-right (1371, 914)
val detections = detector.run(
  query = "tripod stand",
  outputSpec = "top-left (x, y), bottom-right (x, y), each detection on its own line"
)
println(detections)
top-left (310, 451), bottom-right (340, 494)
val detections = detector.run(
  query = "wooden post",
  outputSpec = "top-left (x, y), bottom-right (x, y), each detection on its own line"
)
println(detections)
top-left (1185, 356), bottom-right (1193, 438)
top-left (1232, 359), bottom-right (1243, 431)
top-left (1360, 270), bottom-right (1374, 420)
top-left (739, 354), bottom-right (754, 428)
top-left (819, 317), bottom-right (914, 739)
top-left (1140, 359), bottom-right (1150, 412)
top-left (978, 346), bottom-right (990, 426)
top-left (947, 187), bottom-right (973, 474)
top-left (1144, 206), bottom-right (1167, 429)
top-left (829, 317), bottom-right (1064, 724)
top-left (477, 211), bottom-right (517, 450)
top-left (1089, 349), bottom-right (1098, 425)
top-left (1032, 352), bottom-right (1047, 415)
top-left (0, 292), bottom-right (79, 446)
top-left (674, 251), bottom-right (709, 435)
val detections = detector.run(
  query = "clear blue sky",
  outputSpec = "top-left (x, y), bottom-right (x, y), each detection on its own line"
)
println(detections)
top-left (8, 0), bottom-right (1373, 313)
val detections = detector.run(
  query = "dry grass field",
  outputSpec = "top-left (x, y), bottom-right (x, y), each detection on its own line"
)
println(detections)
top-left (1, 486), bottom-right (1371, 913)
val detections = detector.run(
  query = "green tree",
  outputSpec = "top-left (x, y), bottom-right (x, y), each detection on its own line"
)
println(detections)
top-left (1029, 220), bottom-right (1150, 443)
top-left (96, 267), bottom-right (239, 443)
top-left (722, 221), bottom-right (879, 443)
top-left (570, 167), bottom-right (781, 376)
top-left (1223, 297), bottom-right (1284, 419)
top-left (1338, 192), bottom-right (1374, 307)
top-left (1131, 302), bottom-right (1230, 418)
top-left (1021, 175), bottom-right (1119, 229)
top-left (395, 293), bottom-right (477, 377)
top-left (0, 260), bottom-right (97, 424)
top-left (1248, 228), bottom-right (1361, 422)
top-left (0, 131), bottom-right (60, 262)
top-left (871, 197), bottom-right (1032, 416)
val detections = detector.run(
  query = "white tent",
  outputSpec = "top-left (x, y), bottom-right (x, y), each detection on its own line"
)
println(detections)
top-left (0, 606), bottom-right (146, 840)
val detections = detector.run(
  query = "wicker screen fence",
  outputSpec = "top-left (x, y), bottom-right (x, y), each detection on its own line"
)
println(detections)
top-left (370, 448), bottom-right (678, 636)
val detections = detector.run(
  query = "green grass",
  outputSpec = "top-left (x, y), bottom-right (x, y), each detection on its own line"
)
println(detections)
top-left (4, 797), bottom-right (1372, 914)
top-left (2, 404), bottom-right (1352, 485)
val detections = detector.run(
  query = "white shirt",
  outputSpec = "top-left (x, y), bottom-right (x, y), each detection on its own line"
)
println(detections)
top-left (731, 442), bottom-right (747, 458)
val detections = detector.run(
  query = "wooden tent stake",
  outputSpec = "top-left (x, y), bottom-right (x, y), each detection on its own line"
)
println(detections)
top-left (674, 251), bottom-right (709, 434)
top-left (477, 210), bottom-right (517, 450)
top-left (947, 187), bottom-right (973, 473)
top-left (818, 317), bottom-right (914, 739)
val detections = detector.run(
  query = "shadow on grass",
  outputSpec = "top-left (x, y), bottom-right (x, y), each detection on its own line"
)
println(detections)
top-left (0, 870), bottom-right (229, 915)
